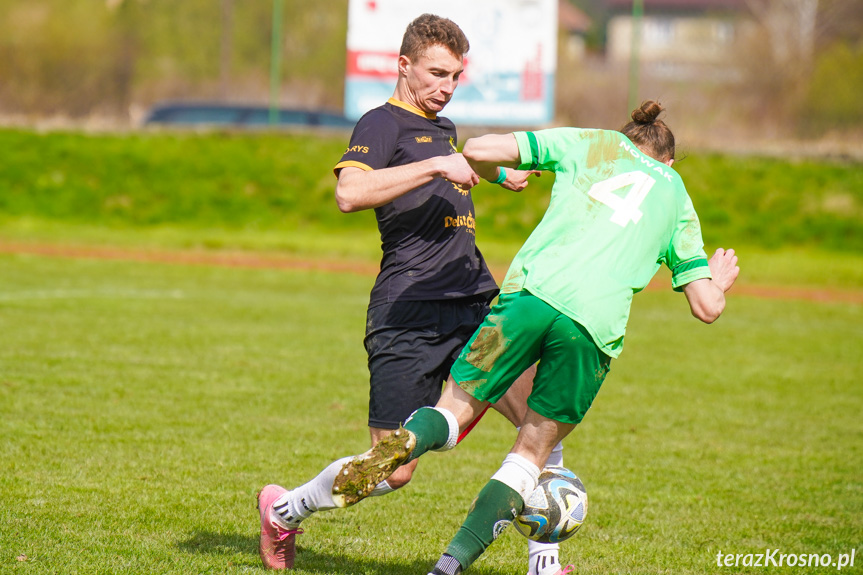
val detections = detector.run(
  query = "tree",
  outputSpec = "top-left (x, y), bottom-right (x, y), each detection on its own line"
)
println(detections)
top-left (745, 0), bottom-right (819, 69)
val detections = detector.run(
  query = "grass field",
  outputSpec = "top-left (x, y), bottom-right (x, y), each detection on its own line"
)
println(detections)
top-left (1, 127), bottom-right (861, 573)
top-left (1, 251), bottom-right (861, 574)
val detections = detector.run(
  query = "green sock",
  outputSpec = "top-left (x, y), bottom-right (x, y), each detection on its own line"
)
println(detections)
top-left (403, 407), bottom-right (450, 461)
top-left (444, 479), bottom-right (524, 570)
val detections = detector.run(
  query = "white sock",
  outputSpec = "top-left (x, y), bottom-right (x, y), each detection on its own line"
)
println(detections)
top-left (527, 442), bottom-right (564, 575)
top-left (528, 542), bottom-right (561, 575)
top-left (271, 456), bottom-right (351, 527)
top-left (369, 480), bottom-right (395, 497)
top-left (491, 453), bottom-right (540, 499)
top-left (545, 441), bottom-right (564, 468)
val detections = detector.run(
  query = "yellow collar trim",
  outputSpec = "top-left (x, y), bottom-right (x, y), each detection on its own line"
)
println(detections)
top-left (388, 97), bottom-right (437, 120)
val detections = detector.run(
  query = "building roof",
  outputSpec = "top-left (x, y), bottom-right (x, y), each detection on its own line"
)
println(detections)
top-left (559, 0), bottom-right (592, 33)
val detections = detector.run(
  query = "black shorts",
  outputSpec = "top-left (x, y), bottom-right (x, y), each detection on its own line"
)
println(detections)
top-left (364, 293), bottom-right (495, 429)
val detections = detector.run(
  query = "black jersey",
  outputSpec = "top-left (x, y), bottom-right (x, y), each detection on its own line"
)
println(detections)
top-left (335, 98), bottom-right (498, 307)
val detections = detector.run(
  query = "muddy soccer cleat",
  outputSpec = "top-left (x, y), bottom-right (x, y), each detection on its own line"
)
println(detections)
top-left (257, 484), bottom-right (303, 569)
top-left (331, 427), bottom-right (415, 507)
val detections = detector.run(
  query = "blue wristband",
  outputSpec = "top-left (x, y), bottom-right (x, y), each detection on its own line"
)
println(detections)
top-left (493, 167), bottom-right (507, 184)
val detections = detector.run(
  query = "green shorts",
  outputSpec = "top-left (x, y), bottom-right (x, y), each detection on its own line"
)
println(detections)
top-left (450, 290), bottom-right (611, 425)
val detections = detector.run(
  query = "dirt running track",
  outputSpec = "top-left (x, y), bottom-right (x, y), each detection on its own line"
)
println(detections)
top-left (1, 242), bottom-right (861, 305)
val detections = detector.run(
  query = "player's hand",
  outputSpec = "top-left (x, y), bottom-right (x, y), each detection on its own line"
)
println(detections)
top-left (437, 153), bottom-right (480, 188)
top-left (500, 169), bottom-right (541, 192)
top-left (708, 248), bottom-right (739, 293)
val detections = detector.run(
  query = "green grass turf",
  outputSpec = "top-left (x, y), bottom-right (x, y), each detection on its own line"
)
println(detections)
top-left (0, 253), bottom-right (860, 574)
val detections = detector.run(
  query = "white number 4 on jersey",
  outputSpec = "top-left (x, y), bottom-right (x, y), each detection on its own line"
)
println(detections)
top-left (588, 171), bottom-right (656, 227)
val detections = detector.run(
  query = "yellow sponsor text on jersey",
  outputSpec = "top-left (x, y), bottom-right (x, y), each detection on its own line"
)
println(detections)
top-left (345, 145), bottom-right (370, 154)
top-left (415, 136), bottom-right (433, 143)
top-left (444, 211), bottom-right (476, 235)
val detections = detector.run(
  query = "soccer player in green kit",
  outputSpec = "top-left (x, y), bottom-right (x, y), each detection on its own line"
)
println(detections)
top-left (258, 100), bottom-right (740, 575)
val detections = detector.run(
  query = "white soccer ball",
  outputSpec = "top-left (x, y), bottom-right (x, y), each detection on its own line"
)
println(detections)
top-left (513, 465), bottom-right (588, 543)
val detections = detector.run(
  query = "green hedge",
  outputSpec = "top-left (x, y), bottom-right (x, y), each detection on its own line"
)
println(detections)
top-left (1, 129), bottom-right (861, 252)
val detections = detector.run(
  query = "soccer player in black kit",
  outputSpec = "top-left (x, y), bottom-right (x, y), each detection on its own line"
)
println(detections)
top-left (257, 14), bottom-right (566, 575)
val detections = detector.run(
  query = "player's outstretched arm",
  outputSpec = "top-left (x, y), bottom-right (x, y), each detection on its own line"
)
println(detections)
top-left (463, 134), bottom-right (521, 177)
top-left (335, 154), bottom-right (479, 213)
top-left (682, 248), bottom-right (740, 324)
top-left (463, 134), bottom-right (541, 192)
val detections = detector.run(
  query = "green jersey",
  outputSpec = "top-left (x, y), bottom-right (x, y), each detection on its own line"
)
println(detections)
top-left (504, 128), bottom-right (712, 358)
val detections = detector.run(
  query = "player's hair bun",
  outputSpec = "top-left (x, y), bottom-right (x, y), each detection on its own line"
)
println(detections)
top-left (631, 100), bottom-right (664, 125)
top-left (619, 99), bottom-right (675, 162)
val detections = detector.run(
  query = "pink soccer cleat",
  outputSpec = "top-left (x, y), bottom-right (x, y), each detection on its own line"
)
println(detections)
top-left (257, 484), bottom-right (303, 570)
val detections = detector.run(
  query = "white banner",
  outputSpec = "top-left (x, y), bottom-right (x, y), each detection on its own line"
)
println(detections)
top-left (345, 0), bottom-right (557, 126)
